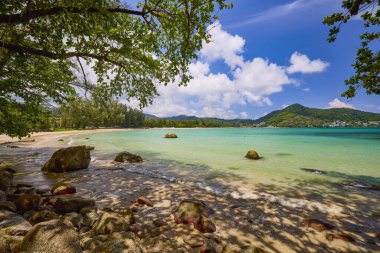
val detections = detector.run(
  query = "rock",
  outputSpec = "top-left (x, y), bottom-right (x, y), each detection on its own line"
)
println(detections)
top-left (14, 186), bottom-right (36, 195)
top-left (29, 209), bottom-right (59, 225)
top-left (302, 218), bottom-right (334, 232)
top-left (183, 234), bottom-right (205, 248)
top-left (58, 139), bottom-right (64, 141)
top-left (222, 245), bottom-right (242, 253)
top-left (0, 210), bottom-right (32, 236)
top-left (326, 232), bottom-right (355, 242)
top-left (377, 233), bottom-right (380, 240)
top-left (51, 183), bottom-right (76, 195)
top-left (0, 200), bottom-right (17, 212)
top-left (173, 199), bottom-right (216, 233)
top-left (165, 133), bottom-right (178, 138)
top-left (82, 232), bottom-right (143, 253)
top-left (86, 146), bottom-right (95, 151)
top-left (41, 145), bottom-right (91, 173)
top-left (245, 150), bottom-right (260, 160)
top-left (117, 208), bottom-right (136, 225)
top-left (93, 212), bottom-right (129, 235)
top-left (36, 188), bottom-right (51, 196)
top-left (0, 190), bottom-right (5, 201)
top-left (62, 212), bottom-right (82, 228)
top-left (114, 151), bottom-right (143, 163)
top-left (0, 235), bottom-right (23, 253)
top-left (365, 239), bottom-right (376, 245)
top-left (53, 196), bottom-right (95, 214)
top-left (199, 236), bottom-right (223, 253)
top-left (6, 145), bottom-right (20, 148)
top-left (343, 181), bottom-right (380, 191)
top-left (300, 168), bottom-right (327, 174)
top-left (7, 194), bottom-right (40, 214)
top-left (0, 176), bottom-right (11, 192)
top-left (132, 223), bottom-right (160, 239)
top-left (136, 196), bottom-right (154, 207)
top-left (18, 219), bottom-right (82, 253)
top-left (82, 211), bottom-right (99, 227)
top-left (153, 219), bottom-right (167, 227)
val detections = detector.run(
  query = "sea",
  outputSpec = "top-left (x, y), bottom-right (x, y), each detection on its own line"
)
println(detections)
top-left (72, 128), bottom-right (380, 214)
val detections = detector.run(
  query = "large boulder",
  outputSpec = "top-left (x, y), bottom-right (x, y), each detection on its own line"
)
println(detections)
top-left (41, 145), bottom-right (91, 173)
top-left (173, 199), bottom-right (216, 233)
top-left (18, 219), bottom-right (82, 253)
top-left (92, 212), bottom-right (129, 235)
top-left (245, 150), bottom-right (260, 160)
top-left (7, 194), bottom-right (41, 214)
top-left (54, 196), bottom-right (95, 214)
top-left (165, 133), bottom-right (178, 138)
top-left (114, 151), bottom-right (143, 163)
top-left (82, 232), bottom-right (144, 253)
top-left (0, 210), bottom-right (32, 236)
top-left (51, 183), bottom-right (76, 195)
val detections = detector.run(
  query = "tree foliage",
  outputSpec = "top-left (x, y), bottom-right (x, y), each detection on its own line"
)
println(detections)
top-left (324, 0), bottom-right (379, 98)
top-left (0, 0), bottom-right (232, 137)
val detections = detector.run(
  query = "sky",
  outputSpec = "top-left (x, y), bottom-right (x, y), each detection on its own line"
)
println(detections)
top-left (131, 0), bottom-right (380, 119)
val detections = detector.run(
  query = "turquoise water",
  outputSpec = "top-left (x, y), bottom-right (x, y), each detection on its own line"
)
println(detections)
top-left (73, 128), bottom-right (380, 210)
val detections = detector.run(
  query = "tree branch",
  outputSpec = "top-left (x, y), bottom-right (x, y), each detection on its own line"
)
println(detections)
top-left (0, 7), bottom-right (145, 24)
top-left (0, 40), bottom-right (122, 66)
top-left (350, 0), bottom-right (365, 15)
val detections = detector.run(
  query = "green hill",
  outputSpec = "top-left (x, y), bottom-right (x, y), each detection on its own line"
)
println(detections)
top-left (254, 103), bottom-right (380, 127)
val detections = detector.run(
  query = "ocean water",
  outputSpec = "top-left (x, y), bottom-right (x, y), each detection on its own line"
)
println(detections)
top-left (72, 128), bottom-right (380, 212)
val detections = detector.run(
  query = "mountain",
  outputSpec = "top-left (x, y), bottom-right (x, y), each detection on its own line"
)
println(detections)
top-left (254, 103), bottom-right (380, 127)
top-left (143, 113), bottom-right (160, 119)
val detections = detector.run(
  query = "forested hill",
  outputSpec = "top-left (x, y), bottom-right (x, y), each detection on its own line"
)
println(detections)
top-left (144, 104), bottom-right (380, 127)
top-left (253, 104), bottom-right (380, 127)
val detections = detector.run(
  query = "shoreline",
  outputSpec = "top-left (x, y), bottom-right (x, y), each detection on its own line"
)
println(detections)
top-left (1, 130), bottom-right (379, 252)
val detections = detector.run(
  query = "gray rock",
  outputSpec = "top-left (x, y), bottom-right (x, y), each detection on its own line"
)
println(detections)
top-left (114, 151), bottom-right (143, 163)
top-left (0, 190), bottom-right (5, 201)
top-left (0, 235), bottom-right (23, 253)
top-left (62, 212), bottom-right (83, 228)
top-left (29, 209), bottom-right (59, 225)
top-left (0, 200), bottom-right (17, 212)
top-left (92, 212), bottom-right (128, 235)
top-left (41, 145), bottom-right (91, 173)
top-left (54, 196), bottom-right (95, 214)
top-left (82, 211), bottom-right (99, 227)
top-left (18, 219), bottom-right (82, 253)
top-left (7, 194), bottom-right (41, 214)
top-left (0, 210), bottom-right (32, 236)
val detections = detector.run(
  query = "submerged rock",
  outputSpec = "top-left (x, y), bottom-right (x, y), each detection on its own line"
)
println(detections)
top-left (302, 218), bottom-right (334, 232)
top-left (114, 151), bottom-right (143, 163)
top-left (7, 194), bottom-right (40, 214)
top-left (245, 150), bottom-right (260, 160)
top-left (93, 212), bottom-right (129, 235)
top-left (18, 219), bottom-right (82, 253)
top-left (51, 183), bottom-right (76, 195)
top-left (54, 196), bottom-right (95, 214)
top-left (343, 181), bottom-right (380, 191)
top-left (0, 210), bottom-right (32, 236)
top-left (41, 145), bottom-right (91, 173)
top-left (165, 133), bottom-right (178, 138)
top-left (300, 168), bottom-right (327, 175)
top-left (174, 199), bottom-right (216, 233)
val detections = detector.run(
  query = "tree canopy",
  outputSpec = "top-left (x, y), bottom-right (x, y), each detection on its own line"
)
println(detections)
top-left (0, 0), bottom-right (231, 137)
top-left (324, 0), bottom-right (379, 98)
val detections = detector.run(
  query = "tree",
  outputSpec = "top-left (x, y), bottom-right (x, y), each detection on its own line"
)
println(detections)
top-left (324, 0), bottom-right (379, 98)
top-left (0, 0), bottom-right (232, 137)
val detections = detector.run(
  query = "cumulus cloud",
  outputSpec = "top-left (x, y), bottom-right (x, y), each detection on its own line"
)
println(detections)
top-left (240, 112), bottom-right (249, 119)
top-left (328, 98), bottom-right (354, 109)
top-left (287, 52), bottom-right (329, 74)
top-left (139, 23), bottom-right (328, 119)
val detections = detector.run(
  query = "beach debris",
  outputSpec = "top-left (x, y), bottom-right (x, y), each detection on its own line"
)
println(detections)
top-left (326, 232), bottom-right (355, 242)
top-left (136, 197), bottom-right (154, 207)
top-left (0, 210), bottom-right (32, 236)
top-left (0, 201), bottom-right (17, 212)
top-left (300, 168), bottom-right (327, 175)
top-left (173, 199), bottom-right (216, 233)
top-left (18, 219), bottom-right (82, 253)
top-left (28, 209), bottom-right (59, 225)
top-left (245, 150), bottom-right (260, 160)
top-left (54, 196), bottom-right (95, 214)
top-left (343, 181), bottom-right (380, 191)
top-left (184, 234), bottom-right (205, 248)
top-left (92, 212), bottom-right (129, 235)
top-left (165, 133), bottom-right (178, 138)
top-left (7, 194), bottom-right (40, 214)
top-left (114, 151), bottom-right (143, 163)
top-left (41, 145), bottom-right (91, 173)
top-left (51, 183), bottom-right (77, 195)
top-left (302, 218), bottom-right (335, 232)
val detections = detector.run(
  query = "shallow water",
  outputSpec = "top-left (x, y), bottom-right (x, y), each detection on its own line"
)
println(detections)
top-left (72, 128), bottom-right (380, 213)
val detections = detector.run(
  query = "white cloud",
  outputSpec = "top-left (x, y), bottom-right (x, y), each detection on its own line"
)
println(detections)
top-left (287, 52), bottom-right (329, 74)
top-left (240, 112), bottom-right (248, 119)
top-left (302, 87), bottom-right (310, 92)
top-left (328, 98), bottom-right (354, 109)
top-left (135, 23), bottom-right (328, 119)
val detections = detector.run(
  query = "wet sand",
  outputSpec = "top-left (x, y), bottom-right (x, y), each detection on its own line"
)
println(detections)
top-left (0, 130), bottom-right (379, 253)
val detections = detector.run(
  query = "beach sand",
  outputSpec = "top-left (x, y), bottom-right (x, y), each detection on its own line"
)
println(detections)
top-left (0, 130), bottom-right (379, 253)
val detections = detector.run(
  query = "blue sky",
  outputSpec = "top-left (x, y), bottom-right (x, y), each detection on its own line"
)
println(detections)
top-left (133, 0), bottom-right (380, 119)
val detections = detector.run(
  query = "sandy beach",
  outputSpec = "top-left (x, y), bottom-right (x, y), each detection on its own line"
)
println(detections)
top-left (1, 129), bottom-right (379, 253)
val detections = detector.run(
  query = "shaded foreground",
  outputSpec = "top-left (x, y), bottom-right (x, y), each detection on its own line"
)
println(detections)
top-left (0, 133), bottom-right (379, 253)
